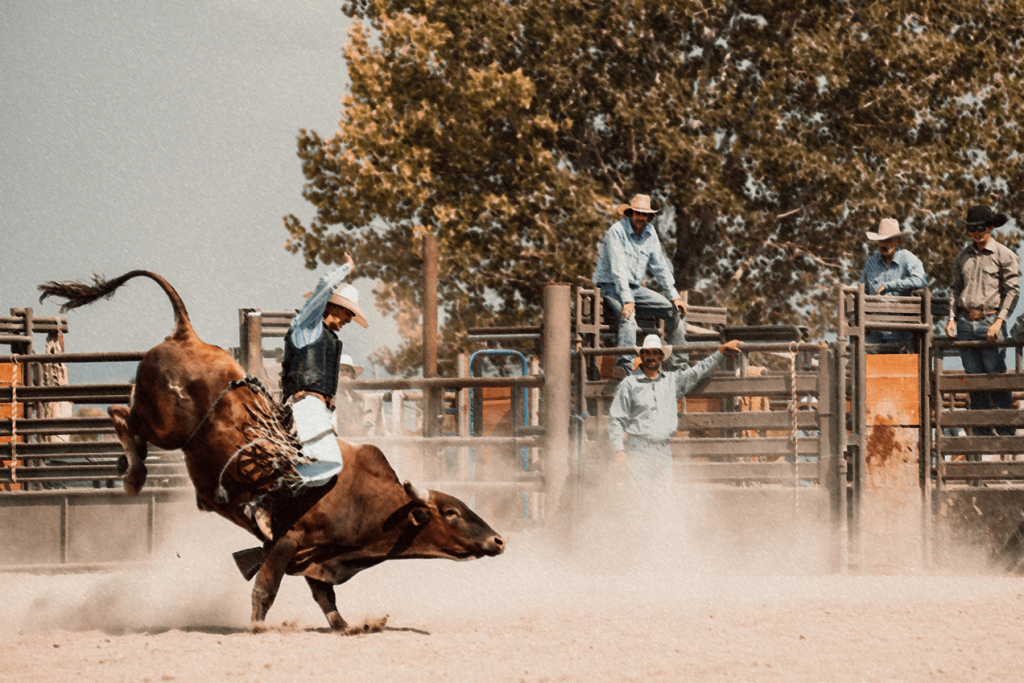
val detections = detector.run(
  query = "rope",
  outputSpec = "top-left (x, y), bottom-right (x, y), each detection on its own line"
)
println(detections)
top-left (788, 341), bottom-right (799, 515)
top-left (215, 438), bottom-right (272, 504)
top-left (182, 375), bottom-right (273, 451)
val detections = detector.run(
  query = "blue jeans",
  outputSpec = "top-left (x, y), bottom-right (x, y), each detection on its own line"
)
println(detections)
top-left (957, 315), bottom-right (1013, 436)
top-left (600, 284), bottom-right (688, 371)
top-left (865, 329), bottom-right (911, 353)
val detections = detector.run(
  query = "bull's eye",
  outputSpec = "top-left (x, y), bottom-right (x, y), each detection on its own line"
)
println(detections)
top-left (443, 508), bottom-right (459, 519)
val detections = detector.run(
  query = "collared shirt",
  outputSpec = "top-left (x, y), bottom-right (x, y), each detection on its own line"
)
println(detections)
top-left (289, 262), bottom-right (352, 349)
top-left (858, 248), bottom-right (927, 296)
top-left (950, 239), bottom-right (1020, 320)
top-left (592, 217), bottom-right (680, 305)
top-left (608, 351), bottom-right (724, 452)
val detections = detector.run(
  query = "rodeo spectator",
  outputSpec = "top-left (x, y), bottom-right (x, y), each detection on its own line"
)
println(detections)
top-left (608, 334), bottom-right (743, 520)
top-left (593, 194), bottom-right (689, 379)
top-left (247, 253), bottom-right (369, 539)
top-left (858, 218), bottom-right (927, 352)
top-left (944, 205), bottom-right (1020, 436)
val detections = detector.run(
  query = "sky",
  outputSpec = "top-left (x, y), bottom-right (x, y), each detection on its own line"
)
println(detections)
top-left (1, 0), bottom-right (402, 380)
top-left (3, 1), bottom-right (1021, 382)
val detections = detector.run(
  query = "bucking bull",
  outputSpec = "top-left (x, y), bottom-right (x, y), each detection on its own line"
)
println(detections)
top-left (38, 271), bottom-right (505, 634)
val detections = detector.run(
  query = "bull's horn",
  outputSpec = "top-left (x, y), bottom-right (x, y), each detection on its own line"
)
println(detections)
top-left (403, 480), bottom-right (431, 504)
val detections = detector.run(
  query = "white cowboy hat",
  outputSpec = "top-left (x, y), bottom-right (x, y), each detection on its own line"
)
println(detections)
top-left (329, 284), bottom-right (369, 328)
top-left (635, 334), bottom-right (671, 359)
top-left (866, 218), bottom-right (911, 241)
top-left (338, 354), bottom-right (364, 378)
top-left (615, 194), bottom-right (660, 216)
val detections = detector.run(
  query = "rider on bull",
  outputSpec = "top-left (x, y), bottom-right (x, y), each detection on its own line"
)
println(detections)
top-left (245, 252), bottom-right (369, 540)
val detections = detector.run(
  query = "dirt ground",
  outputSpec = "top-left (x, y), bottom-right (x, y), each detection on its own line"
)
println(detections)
top-left (2, 490), bottom-right (1024, 683)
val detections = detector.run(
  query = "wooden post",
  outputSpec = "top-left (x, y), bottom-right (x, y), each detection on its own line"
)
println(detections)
top-left (542, 284), bottom-right (572, 529)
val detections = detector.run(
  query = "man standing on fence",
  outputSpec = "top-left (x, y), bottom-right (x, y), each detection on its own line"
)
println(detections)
top-left (593, 194), bottom-right (689, 379)
top-left (858, 218), bottom-right (927, 352)
top-left (608, 335), bottom-right (743, 525)
top-left (945, 205), bottom-right (1020, 436)
top-left (246, 253), bottom-right (370, 540)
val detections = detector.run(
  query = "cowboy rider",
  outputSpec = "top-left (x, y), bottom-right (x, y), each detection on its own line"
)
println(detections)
top-left (246, 252), bottom-right (370, 539)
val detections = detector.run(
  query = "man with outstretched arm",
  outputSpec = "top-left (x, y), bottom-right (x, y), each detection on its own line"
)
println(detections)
top-left (608, 335), bottom-right (744, 515)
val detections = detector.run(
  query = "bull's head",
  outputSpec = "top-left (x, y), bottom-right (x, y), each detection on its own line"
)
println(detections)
top-left (401, 480), bottom-right (505, 559)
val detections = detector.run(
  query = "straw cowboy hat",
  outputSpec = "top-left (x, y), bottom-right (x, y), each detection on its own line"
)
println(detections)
top-left (961, 205), bottom-right (1009, 228)
top-left (330, 284), bottom-right (369, 328)
top-left (305, 284), bottom-right (369, 328)
top-left (338, 354), bottom-right (364, 379)
top-left (635, 334), bottom-right (671, 359)
top-left (866, 218), bottom-right (911, 241)
top-left (615, 194), bottom-right (660, 216)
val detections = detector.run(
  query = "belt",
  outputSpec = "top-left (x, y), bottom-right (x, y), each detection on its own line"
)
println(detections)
top-left (958, 308), bottom-right (999, 321)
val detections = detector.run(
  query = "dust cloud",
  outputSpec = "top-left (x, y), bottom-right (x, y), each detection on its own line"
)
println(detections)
top-left (0, 455), bottom-right (1015, 639)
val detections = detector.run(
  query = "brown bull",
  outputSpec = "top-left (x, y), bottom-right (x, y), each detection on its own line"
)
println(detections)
top-left (38, 271), bottom-right (505, 633)
top-left (236, 441), bottom-right (505, 633)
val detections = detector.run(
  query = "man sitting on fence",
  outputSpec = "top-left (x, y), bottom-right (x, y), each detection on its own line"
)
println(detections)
top-left (858, 218), bottom-right (927, 352)
top-left (593, 194), bottom-right (689, 379)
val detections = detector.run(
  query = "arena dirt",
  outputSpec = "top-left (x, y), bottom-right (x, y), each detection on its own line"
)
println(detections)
top-left (2, 478), bottom-right (1023, 683)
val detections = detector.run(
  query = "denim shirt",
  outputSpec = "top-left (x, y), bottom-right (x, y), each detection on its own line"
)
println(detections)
top-left (608, 351), bottom-right (724, 452)
top-left (858, 248), bottom-right (927, 296)
top-left (593, 218), bottom-right (680, 305)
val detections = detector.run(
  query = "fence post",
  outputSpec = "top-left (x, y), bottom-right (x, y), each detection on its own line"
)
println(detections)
top-left (456, 353), bottom-right (471, 481)
top-left (542, 284), bottom-right (572, 530)
top-left (238, 309), bottom-right (263, 377)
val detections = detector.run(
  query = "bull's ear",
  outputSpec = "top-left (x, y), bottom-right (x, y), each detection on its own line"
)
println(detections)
top-left (408, 507), bottom-right (430, 526)
top-left (403, 480), bottom-right (431, 504)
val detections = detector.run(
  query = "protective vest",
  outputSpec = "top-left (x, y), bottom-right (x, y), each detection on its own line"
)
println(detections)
top-left (280, 326), bottom-right (343, 402)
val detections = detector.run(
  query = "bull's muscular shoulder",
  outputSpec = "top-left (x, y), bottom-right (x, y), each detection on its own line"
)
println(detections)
top-left (338, 441), bottom-right (399, 483)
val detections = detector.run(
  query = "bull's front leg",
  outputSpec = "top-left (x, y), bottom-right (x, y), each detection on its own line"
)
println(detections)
top-left (109, 405), bottom-right (148, 496)
top-left (305, 577), bottom-right (348, 632)
top-left (250, 535), bottom-right (299, 632)
top-left (305, 576), bottom-right (389, 635)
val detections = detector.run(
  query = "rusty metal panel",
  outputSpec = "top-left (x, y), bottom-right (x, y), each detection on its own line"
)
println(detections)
top-left (938, 373), bottom-right (1024, 392)
top-left (678, 410), bottom-right (818, 432)
top-left (932, 488), bottom-right (1024, 569)
top-left (675, 436), bottom-right (821, 459)
top-left (678, 460), bottom-right (821, 482)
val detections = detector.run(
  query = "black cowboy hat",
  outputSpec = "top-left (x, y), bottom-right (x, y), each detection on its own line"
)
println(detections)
top-left (961, 205), bottom-right (1009, 228)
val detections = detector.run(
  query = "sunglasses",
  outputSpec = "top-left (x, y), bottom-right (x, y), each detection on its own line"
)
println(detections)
top-left (966, 224), bottom-right (990, 233)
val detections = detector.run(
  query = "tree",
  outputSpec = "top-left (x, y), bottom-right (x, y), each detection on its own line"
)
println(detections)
top-left (284, 0), bottom-right (1024, 375)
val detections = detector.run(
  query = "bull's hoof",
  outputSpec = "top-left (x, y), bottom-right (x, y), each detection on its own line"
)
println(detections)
top-left (249, 621), bottom-right (268, 634)
top-left (340, 615), bottom-right (388, 636)
top-left (122, 465), bottom-right (148, 496)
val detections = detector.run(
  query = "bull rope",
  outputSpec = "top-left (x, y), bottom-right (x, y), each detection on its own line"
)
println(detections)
top-left (182, 375), bottom-right (273, 451)
top-left (202, 376), bottom-right (308, 504)
top-left (789, 341), bottom-right (799, 515)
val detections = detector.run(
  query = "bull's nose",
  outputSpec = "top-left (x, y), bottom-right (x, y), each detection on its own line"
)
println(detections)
top-left (490, 534), bottom-right (506, 555)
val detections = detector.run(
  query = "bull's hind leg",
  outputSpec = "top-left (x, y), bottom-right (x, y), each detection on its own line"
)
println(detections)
top-left (109, 405), bottom-right (148, 496)
top-left (250, 535), bottom-right (299, 632)
top-left (306, 577), bottom-right (388, 635)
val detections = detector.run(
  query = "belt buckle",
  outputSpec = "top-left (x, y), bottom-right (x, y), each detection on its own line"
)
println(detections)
top-left (967, 309), bottom-right (982, 321)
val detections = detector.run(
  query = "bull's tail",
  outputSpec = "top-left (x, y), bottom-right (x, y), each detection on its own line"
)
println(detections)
top-left (38, 270), bottom-right (196, 340)
top-left (233, 546), bottom-right (266, 581)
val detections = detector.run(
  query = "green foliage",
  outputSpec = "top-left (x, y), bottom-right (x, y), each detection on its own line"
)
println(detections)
top-left (284, 0), bottom-right (1024, 374)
